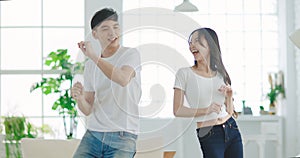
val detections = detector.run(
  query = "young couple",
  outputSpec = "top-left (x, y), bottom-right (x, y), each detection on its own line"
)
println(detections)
top-left (71, 7), bottom-right (243, 158)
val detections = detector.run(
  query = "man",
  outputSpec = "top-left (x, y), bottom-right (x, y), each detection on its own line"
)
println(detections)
top-left (72, 8), bottom-right (141, 158)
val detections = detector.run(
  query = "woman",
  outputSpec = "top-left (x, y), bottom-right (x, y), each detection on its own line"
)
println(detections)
top-left (173, 28), bottom-right (243, 158)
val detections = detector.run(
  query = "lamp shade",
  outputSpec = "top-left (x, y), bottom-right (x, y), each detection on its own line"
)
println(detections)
top-left (289, 28), bottom-right (300, 49)
top-left (174, 0), bottom-right (198, 12)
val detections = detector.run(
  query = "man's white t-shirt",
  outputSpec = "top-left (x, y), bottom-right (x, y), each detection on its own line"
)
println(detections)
top-left (83, 46), bottom-right (141, 134)
top-left (174, 67), bottom-right (228, 122)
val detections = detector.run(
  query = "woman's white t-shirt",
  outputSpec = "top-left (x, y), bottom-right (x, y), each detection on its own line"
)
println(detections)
top-left (83, 46), bottom-right (141, 134)
top-left (174, 67), bottom-right (229, 122)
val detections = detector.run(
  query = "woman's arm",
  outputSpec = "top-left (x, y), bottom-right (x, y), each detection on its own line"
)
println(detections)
top-left (173, 88), bottom-right (221, 117)
top-left (219, 84), bottom-right (234, 115)
top-left (225, 97), bottom-right (234, 115)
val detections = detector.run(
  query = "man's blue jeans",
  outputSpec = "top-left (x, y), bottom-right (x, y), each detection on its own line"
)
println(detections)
top-left (197, 117), bottom-right (243, 158)
top-left (73, 130), bottom-right (137, 158)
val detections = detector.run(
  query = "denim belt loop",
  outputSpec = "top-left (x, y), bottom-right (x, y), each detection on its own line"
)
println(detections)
top-left (120, 131), bottom-right (124, 137)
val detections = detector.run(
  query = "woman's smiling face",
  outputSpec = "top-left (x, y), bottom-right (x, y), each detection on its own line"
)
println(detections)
top-left (189, 31), bottom-right (210, 63)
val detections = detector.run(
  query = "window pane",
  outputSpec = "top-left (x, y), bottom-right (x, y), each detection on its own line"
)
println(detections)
top-left (245, 49), bottom-right (262, 66)
top-left (25, 117), bottom-right (42, 136)
top-left (230, 67), bottom-right (246, 88)
top-left (141, 0), bottom-right (174, 9)
top-left (139, 0), bottom-right (160, 8)
top-left (244, 66), bottom-right (262, 101)
top-left (210, 15), bottom-right (226, 31)
top-left (262, 15), bottom-right (278, 31)
top-left (189, 15), bottom-right (209, 27)
top-left (262, 49), bottom-right (279, 66)
top-left (227, 15), bottom-right (243, 31)
top-left (209, 0), bottom-right (226, 14)
top-left (261, 0), bottom-right (277, 14)
top-left (223, 48), bottom-right (245, 66)
top-left (244, 15), bottom-right (261, 31)
top-left (43, 93), bottom-right (61, 116)
top-left (40, 74), bottom-right (64, 116)
top-left (218, 30), bottom-right (227, 47)
top-left (0, 0), bottom-right (41, 26)
top-left (226, 0), bottom-right (243, 14)
top-left (1, 28), bottom-right (42, 70)
top-left (43, 0), bottom-right (84, 26)
top-left (245, 32), bottom-right (262, 48)
top-left (43, 28), bottom-right (84, 69)
top-left (1, 75), bottom-right (42, 116)
top-left (193, 0), bottom-right (209, 14)
top-left (43, 117), bottom-right (69, 139)
top-left (262, 32), bottom-right (278, 49)
top-left (227, 32), bottom-right (244, 49)
top-left (244, 0), bottom-right (261, 14)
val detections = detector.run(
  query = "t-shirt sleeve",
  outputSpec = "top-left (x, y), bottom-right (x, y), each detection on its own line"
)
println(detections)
top-left (119, 48), bottom-right (141, 73)
top-left (174, 68), bottom-right (186, 91)
top-left (83, 59), bottom-right (95, 92)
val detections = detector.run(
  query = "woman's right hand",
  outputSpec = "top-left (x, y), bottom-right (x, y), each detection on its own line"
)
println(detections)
top-left (71, 82), bottom-right (84, 102)
top-left (205, 102), bottom-right (222, 114)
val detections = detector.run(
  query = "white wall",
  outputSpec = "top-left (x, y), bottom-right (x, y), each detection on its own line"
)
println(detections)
top-left (278, 0), bottom-right (298, 157)
top-left (293, 0), bottom-right (300, 155)
top-left (281, 0), bottom-right (300, 157)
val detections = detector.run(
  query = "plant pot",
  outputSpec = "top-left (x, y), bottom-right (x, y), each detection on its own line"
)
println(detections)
top-left (269, 102), bottom-right (276, 115)
top-left (63, 114), bottom-right (78, 139)
top-left (0, 134), bottom-right (5, 158)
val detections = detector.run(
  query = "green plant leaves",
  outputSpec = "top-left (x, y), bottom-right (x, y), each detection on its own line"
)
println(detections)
top-left (4, 116), bottom-right (37, 158)
top-left (4, 116), bottom-right (37, 141)
top-left (30, 49), bottom-right (85, 139)
top-left (46, 49), bottom-right (71, 70)
top-left (267, 84), bottom-right (285, 104)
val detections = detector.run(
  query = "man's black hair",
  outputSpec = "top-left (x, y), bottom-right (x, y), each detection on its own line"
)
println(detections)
top-left (91, 8), bottom-right (118, 30)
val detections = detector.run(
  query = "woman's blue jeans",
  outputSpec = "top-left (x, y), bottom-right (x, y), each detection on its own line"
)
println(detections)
top-left (197, 117), bottom-right (243, 158)
top-left (73, 130), bottom-right (137, 158)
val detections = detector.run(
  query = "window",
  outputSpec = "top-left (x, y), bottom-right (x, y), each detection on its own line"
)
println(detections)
top-left (123, 0), bottom-right (279, 117)
top-left (0, 0), bottom-right (85, 138)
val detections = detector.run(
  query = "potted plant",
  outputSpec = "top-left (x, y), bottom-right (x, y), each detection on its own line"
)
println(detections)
top-left (3, 116), bottom-right (37, 158)
top-left (30, 49), bottom-right (85, 139)
top-left (267, 71), bottom-right (285, 115)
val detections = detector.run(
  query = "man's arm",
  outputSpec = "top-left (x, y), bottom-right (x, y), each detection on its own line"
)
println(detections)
top-left (71, 82), bottom-right (94, 116)
top-left (78, 41), bottom-right (137, 87)
top-left (77, 91), bottom-right (95, 116)
top-left (95, 60), bottom-right (135, 87)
